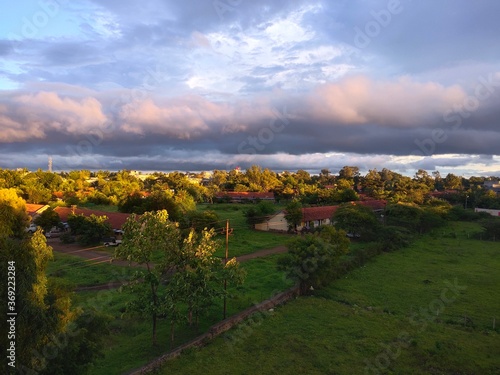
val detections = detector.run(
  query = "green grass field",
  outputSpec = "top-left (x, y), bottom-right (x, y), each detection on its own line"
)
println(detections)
top-left (47, 252), bottom-right (135, 287)
top-left (199, 203), bottom-right (290, 257)
top-left (155, 221), bottom-right (500, 375)
top-left (69, 254), bottom-right (291, 375)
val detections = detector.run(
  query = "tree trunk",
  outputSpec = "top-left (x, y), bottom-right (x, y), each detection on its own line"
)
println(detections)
top-left (170, 321), bottom-right (175, 348)
top-left (152, 312), bottom-right (157, 346)
top-left (150, 280), bottom-right (158, 346)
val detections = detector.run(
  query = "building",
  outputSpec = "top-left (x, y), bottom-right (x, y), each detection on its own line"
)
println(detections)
top-left (484, 181), bottom-right (500, 194)
top-left (255, 200), bottom-right (386, 232)
top-left (54, 206), bottom-right (132, 229)
top-left (25, 204), bottom-right (50, 220)
top-left (474, 208), bottom-right (500, 217)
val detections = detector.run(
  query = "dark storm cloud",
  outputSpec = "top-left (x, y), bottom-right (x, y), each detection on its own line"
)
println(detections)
top-left (2, 0), bottom-right (500, 175)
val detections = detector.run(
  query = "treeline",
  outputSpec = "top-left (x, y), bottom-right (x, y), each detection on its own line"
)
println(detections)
top-left (278, 197), bottom-right (500, 295)
top-left (1, 166), bottom-right (500, 208)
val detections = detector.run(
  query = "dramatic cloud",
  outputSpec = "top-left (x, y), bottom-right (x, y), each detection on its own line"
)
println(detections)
top-left (1, 0), bottom-right (500, 175)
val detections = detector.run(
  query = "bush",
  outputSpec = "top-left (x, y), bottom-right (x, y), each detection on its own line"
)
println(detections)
top-left (377, 226), bottom-right (414, 252)
top-left (59, 232), bottom-right (75, 244)
top-left (183, 210), bottom-right (221, 231)
top-left (447, 206), bottom-right (485, 221)
top-left (245, 201), bottom-right (276, 226)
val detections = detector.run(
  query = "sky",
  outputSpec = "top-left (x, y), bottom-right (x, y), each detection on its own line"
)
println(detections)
top-left (1, 0), bottom-right (500, 176)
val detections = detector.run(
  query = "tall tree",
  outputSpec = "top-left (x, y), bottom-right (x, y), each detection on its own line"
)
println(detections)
top-left (1, 191), bottom-right (108, 374)
top-left (284, 200), bottom-right (303, 231)
top-left (333, 203), bottom-right (380, 241)
top-left (115, 210), bottom-right (180, 345)
top-left (278, 227), bottom-right (349, 294)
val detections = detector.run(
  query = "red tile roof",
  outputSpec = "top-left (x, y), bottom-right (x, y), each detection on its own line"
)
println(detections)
top-left (354, 200), bottom-right (387, 211)
top-left (301, 206), bottom-right (338, 222)
top-left (25, 204), bottom-right (49, 217)
top-left (299, 200), bottom-right (386, 222)
top-left (215, 192), bottom-right (275, 200)
top-left (54, 207), bottom-right (132, 229)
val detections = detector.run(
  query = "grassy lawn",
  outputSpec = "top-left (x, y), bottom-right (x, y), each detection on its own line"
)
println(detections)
top-left (67, 255), bottom-right (291, 375)
top-left (155, 221), bottom-right (500, 375)
top-left (47, 252), bottom-right (135, 287)
top-left (199, 203), bottom-right (290, 257)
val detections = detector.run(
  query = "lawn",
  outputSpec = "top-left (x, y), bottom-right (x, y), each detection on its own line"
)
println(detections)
top-left (198, 203), bottom-right (290, 257)
top-left (155, 221), bottom-right (500, 375)
top-left (47, 252), bottom-right (135, 287)
top-left (66, 254), bottom-right (291, 375)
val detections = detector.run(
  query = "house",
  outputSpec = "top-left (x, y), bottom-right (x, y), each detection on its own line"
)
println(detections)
top-left (355, 199), bottom-right (387, 213)
top-left (54, 206), bottom-right (132, 229)
top-left (214, 192), bottom-right (275, 203)
top-left (255, 211), bottom-right (288, 232)
top-left (484, 181), bottom-right (500, 194)
top-left (255, 205), bottom-right (338, 232)
top-left (25, 204), bottom-right (50, 220)
top-left (474, 208), bottom-right (500, 217)
top-left (255, 200), bottom-right (387, 232)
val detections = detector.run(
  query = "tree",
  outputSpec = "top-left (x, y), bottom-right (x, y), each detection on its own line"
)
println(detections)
top-left (115, 210), bottom-right (180, 345)
top-left (0, 188), bottom-right (29, 238)
top-left (333, 203), bottom-right (380, 241)
top-left (278, 227), bottom-right (349, 294)
top-left (384, 203), bottom-right (422, 231)
top-left (284, 200), bottom-right (303, 231)
top-left (183, 210), bottom-right (221, 232)
top-left (444, 173), bottom-right (463, 190)
top-left (172, 229), bottom-right (244, 328)
top-left (34, 207), bottom-right (60, 232)
top-left (1, 191), bottom-right (108, 374)
top-left (245, 201), bottom-right (277, 226)
top-left (67, 214), bottom-right (112, 245)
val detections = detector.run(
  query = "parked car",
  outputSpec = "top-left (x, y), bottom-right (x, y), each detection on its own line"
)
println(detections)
top-left (103, 237), bottom-right (122, 247)
top-left (113, 229), bottom-right (124, 235)
top-left (25, 223), bottom-right (38, 233)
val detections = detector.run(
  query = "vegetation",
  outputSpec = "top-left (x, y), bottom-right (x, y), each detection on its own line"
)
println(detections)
top-left (67, 213), bottom-right (112, 245)
top-left (244, 200), bottom-right (276, 226)
top-left (34, 206), bottom-right (61, 231)
top-left (333, 203), bottom-right (380, 241)
top-left (278, 226), bottom-right (350, 293)
top-left (115, 210), bottom-right (245, 346)
top-left (155, 221), bottom-right (500, 375)
top-left (4, 165), bottom-right (500, 374)
top-left (0, 190), bottom-right (109, 375)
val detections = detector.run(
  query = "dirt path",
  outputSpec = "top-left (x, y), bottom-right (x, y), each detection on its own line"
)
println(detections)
top-left (48, 239), bottom-right (288, 291)
top-left (49, 239), bottom-right (288, 265)
top-left (47, 238), bottom-right (144, 268)
top-left (235, 245), bottom-right (288, 262)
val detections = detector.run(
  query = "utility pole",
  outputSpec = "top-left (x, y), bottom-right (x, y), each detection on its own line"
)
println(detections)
top-left (223, 219), bottom-right (233, 320)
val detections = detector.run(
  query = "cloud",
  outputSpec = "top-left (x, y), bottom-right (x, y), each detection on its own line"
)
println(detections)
top-left (306, 76), bottom-right (466, 126)
top-left (0, 92), bottom-right (107, 141)
top-left (2, 1), bottom-right (500, 175)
